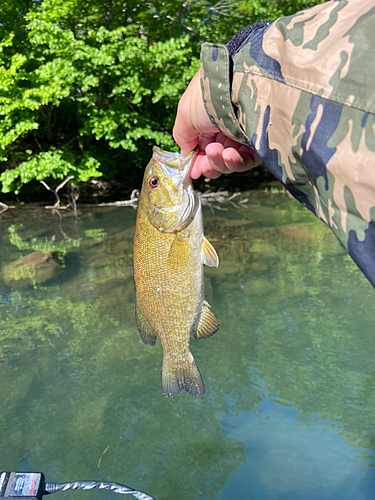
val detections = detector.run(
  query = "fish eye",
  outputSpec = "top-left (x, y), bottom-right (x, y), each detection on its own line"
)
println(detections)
top-left (148, 176), bottom-right (159, 189)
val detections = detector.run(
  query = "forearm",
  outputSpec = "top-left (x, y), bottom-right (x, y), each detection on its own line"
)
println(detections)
top-left (200, 0), bottom-right (375, 287)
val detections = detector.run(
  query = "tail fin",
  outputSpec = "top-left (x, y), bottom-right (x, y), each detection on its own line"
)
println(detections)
top-left (161, 359), bottom-right (205, 397)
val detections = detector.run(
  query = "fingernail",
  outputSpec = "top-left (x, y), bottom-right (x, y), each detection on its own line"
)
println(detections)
top-left (208, 153), bottom-right (220, 165)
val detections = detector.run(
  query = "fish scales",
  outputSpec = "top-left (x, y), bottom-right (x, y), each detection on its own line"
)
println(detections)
top-left (135, 212), bottom-right (201, 340)
top-left (133, 147), bottom-right (219, 397)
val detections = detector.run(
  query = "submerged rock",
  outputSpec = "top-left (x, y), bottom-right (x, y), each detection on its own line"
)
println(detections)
top-left (1, 250), bottom-right (63, 288)
top-left (249, 240), bottom-right (278, 257)
top-left (279, 222), bottom-right (318, 242)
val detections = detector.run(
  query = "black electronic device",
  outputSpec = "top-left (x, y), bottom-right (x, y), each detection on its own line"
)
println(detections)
top-left (0, 473), bottom-right (154, 500)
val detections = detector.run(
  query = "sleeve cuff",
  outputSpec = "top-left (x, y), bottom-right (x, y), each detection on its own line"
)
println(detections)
top-left (200, 43), bottom-right (250, 146)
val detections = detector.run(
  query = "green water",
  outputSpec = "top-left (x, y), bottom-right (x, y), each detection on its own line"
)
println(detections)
top-left (0, 192), bottom-right (375, 500)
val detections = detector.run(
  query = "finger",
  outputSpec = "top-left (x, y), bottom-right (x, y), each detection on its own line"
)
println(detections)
top-left (220, 147), bottom-right (259, 172)
top-left (213, 134), bottom-right (261, 167)
top-left (215, 132), bottom-right (248, 150)
top-left (205, 143), bottom-right (233, 174)
top-left (221, 148), bottom-right (247, 172)
top-left (190, 165), bottom-right (202, 179)
top-left (234, 146), bottom-right (262, 170)
top-left (191, 155), bottom-right (222, 179)
top-left (198, 133), bottom-right (220, 152)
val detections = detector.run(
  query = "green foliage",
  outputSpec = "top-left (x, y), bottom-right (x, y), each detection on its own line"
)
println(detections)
top-left (0, 0), bottom-right (325, 195)
top-left (236, 0), bottom-right (325, 20)
top-left (1, 150), bottom-right (101, 193)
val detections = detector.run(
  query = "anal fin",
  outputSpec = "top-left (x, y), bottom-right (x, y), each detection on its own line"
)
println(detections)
top-left (194, 300), bottom-right (219, 340)
top-left (135, 292), bottom-right (157, 346)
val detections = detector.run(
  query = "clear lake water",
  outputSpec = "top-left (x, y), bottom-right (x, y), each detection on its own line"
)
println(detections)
top-left (0, 190), bottom-right (375, 500)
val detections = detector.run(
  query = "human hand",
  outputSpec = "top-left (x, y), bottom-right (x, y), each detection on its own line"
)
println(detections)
top-left (173, 69), bottom-right (262, 179)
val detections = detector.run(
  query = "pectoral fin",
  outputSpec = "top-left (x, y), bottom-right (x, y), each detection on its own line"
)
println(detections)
top-left (194, 301), bottom-right (219, 340)
top-left (135, 292), bottom-right (157, 346)
top-left (201, 237), bottom-right (219, 267)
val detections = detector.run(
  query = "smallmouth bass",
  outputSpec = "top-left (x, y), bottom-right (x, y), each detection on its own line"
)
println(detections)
top-left (133, 147), bottom-right (219, 397)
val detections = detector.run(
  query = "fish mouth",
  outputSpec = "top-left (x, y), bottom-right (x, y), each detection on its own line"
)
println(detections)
top-left (152, 146), bottom-right (198, 180)
top-left (152, 147), bottom-right (200, 233)
top-left (170, 147), bottom-right (199, 232)
top-left (179, 147), bottom-right (199, 184)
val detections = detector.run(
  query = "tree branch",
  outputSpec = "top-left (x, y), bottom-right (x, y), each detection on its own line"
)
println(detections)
top-left (0, 202), bottom-right (8, 214)
top-left (41, 175), bottom-right (75, 209)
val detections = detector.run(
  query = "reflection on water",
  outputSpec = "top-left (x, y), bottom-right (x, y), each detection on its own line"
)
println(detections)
top-left (0, 192), bottom-right (374, 500)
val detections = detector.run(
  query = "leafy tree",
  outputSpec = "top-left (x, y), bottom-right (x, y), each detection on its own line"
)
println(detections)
top-left (0, 0), bottom-right (325, 197)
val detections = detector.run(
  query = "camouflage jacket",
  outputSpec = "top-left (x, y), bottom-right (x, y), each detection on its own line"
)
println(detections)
top-left (200, 0), bottom-right (375, 288)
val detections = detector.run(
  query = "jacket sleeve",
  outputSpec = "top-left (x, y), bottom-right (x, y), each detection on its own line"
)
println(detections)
top-left (200, 0), bottom-right (375, 288)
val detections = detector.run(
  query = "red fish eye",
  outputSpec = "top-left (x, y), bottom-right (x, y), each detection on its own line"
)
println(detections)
top-left (148, 176), bottom-right (159, 189)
